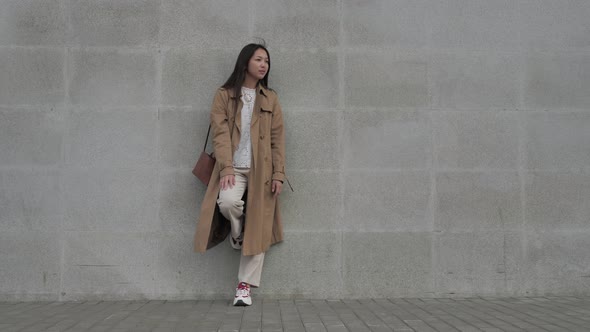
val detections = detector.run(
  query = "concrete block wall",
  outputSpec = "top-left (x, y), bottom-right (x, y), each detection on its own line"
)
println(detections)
top-left (1, 0), bottom-right (589, 300)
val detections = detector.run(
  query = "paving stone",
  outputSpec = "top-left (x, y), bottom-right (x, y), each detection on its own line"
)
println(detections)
top-left (326, 327), bottom-right (349, 332)
top-left (1, 297), bottom-right (590, 331)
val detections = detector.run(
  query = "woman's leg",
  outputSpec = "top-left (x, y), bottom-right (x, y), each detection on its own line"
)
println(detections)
top-left (217, 168), bottom-right (249, 240)
top-left (234, 252), bottom-right (265, 306)
top-left (238, 253), bottom-right (265, 287)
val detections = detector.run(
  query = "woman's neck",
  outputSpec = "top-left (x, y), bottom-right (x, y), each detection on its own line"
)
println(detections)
top-left (243, 77), bottom-right (258, 89)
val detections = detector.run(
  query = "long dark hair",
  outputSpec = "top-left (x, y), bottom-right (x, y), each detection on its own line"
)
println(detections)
top-left (222, 43), bottom-right (271, 112)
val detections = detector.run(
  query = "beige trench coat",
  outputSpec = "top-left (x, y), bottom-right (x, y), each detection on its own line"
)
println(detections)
top-left (194, 85), bottom-right (286, 256)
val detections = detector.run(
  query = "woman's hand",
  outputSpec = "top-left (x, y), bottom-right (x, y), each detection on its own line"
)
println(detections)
top-left (272, 180), bottom-right (283, 198)
top-left (220, 175), bottom-right (235, 191)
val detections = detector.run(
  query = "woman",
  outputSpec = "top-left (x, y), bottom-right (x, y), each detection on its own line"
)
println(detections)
top-left (193, 43), bottom-right (287, 306)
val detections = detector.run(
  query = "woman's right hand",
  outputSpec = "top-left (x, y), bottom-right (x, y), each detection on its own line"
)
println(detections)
top-left (220, 174), bottom-right (235, 191)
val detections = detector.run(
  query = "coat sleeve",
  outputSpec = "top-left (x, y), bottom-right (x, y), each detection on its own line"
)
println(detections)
top-left (270, 93), bottom-right (286, 182)
top-left (210, 89), bottom-right (235, 177)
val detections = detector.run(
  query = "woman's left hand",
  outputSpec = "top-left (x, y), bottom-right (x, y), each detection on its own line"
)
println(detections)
top-left (271, 180), bottom-right (283, 198)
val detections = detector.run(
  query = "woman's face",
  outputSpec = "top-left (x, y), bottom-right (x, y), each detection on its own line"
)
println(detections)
top-left (246, 48), bottom-right (269, 81)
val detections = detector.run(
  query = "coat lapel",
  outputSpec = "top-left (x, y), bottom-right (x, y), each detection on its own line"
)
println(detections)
top-left (250, 88), bottom-right (262, 170)
top-left (251, 86), bottom-right (271, 170)
top-left (233, 97), bottom-right (243, 135)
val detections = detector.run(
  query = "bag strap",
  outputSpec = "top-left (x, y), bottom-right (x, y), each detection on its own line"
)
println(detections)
top-left (202, 125), bottom-right (211, 152)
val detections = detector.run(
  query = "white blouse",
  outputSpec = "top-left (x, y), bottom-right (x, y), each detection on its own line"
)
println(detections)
top-left (232, 87), bottom-right (256, 169)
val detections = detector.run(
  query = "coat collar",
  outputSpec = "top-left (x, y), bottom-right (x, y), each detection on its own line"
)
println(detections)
top-left (258, 85), bottom-right (270, 97)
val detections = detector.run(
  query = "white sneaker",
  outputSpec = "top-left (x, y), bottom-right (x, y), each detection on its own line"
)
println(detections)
top-left (233, 282), bottom-right (252, 306)
top-left (229, 233), bottom-right (243, 250)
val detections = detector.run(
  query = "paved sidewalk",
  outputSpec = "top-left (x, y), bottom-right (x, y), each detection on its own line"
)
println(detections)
top-left (1, 297), bottom-right (589, 332)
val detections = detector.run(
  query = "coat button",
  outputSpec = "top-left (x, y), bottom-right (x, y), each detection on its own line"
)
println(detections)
top-left (260, 135), bottom-right (264, 139)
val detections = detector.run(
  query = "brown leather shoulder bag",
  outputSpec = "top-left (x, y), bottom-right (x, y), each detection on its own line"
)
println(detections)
top-left (192, 125), bottom-right (215, 186)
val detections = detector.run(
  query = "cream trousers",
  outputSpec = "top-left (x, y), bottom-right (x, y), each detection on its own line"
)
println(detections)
top-left (217, 168), bottom-right (265, 287)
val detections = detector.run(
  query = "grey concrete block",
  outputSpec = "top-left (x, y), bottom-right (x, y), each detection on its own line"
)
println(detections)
top-left (344, 110), bottom-right (431, 169)
top-left (435, 232), bottom-right (522, 296)
top-left (525, 172), bottom-right (590, 231)
top-left (0, 232), bottom-right (60, 300)
top-left (280, 171), bottom-right (340, 232)
top-left (68, 49), bottom-right (156, 106)
top-left (343, 171), bottom-right (431, 232)
top-left (525, 112), bottom-right (590, 170)
top-left (68, 0), bottom-right (159, 47)
top-left (259, 232), bottom-right (342, 298)
top-left (0, 48), bottom-right (64, 105)
top-left (161, 48), bottom-right (235, 107)
top-left (345, 53), bottom-right (428, 108)
top-left (62, 169), bottom-right (158, 231)
top-left (253, 0), bottom-right (339, 48)
top-left (272, 50), bottom-right (338, 108)
top-left (521, 232), bottom-right (590, 296)
top-left (435, 172), bottom-right (521, 232)
top-left (159, 109), bottom-right (210, 168)
top-left (0, 107), bottom-right (63, 166)
top-left (0, 0), bottom-right (65, 46)
top-left (431, 55), bottom-right (521, 109)
top-left (62, 232), bottom-right (157, 300)
top-left (160, 0), bottom-right (250, 48)
top-left (154, 232), bottom-right (241, 298)
top-left (284, 110), bottom-right (340, 171)
top-left (519, 0), bottom-right (590, 51)
top-left (428, 0), bottom-right (520, 50)
top-left (0, 170), bottom-right (62, 231)
top-left (432, 112), bottom-right (519, 169)
top-left (66, 108), bottom-right (157, 167)
top-left (525, 54), bottom-right (590, 109)
top-left (159, 170), bottom-right (206, 234)
top-left (343, 0), bottom-right (428, 48)
top-left (342, 232), bottom-right (432, 297)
